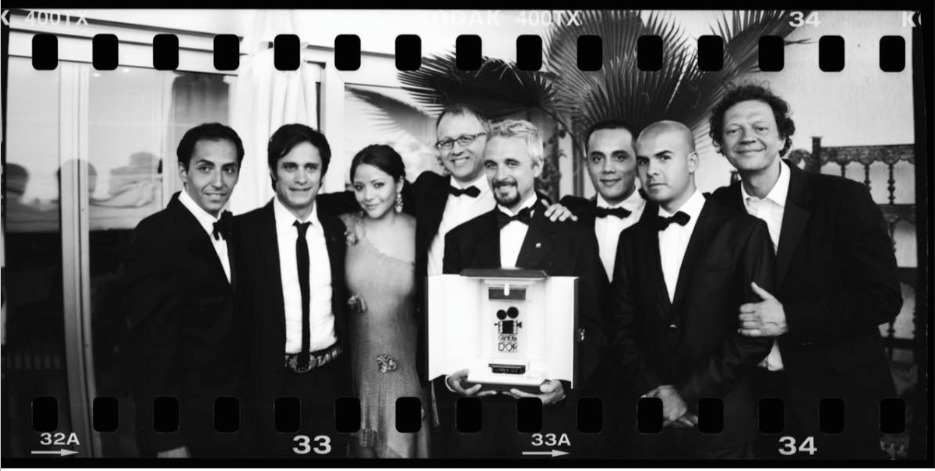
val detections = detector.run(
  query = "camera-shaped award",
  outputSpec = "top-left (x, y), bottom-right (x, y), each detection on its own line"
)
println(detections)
top-left (428, 269), bottom-right (578, 393)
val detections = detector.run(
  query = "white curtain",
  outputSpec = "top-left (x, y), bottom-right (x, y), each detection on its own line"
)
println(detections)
top-left (228, 11), bottom-right (319, 215)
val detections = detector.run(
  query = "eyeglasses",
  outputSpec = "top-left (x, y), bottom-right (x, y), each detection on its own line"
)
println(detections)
top-left (435, 132), bottom-right (487, 150)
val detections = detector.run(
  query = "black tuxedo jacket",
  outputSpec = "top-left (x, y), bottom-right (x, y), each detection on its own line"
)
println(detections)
top-left (123, 192), bottom-right (240, 456)
top-left (231, 200), bottom-right (350, 433)
top-left (710, 163), bottom-right (900, 453)
top-left (611, 198), bottom-right (775, 449)
top-left (442, 200), bottom-right (608, 390)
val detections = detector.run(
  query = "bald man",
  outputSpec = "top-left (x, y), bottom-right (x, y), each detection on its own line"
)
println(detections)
top-left (607, 121), bottom-right (775, 458)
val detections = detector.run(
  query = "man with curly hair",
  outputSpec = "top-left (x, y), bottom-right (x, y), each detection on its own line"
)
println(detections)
top-left (708, 84), bottom-right (901, 459)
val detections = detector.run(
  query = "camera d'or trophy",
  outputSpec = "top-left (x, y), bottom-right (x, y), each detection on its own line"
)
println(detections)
top-left (427, 269), bottom-right (578, 393)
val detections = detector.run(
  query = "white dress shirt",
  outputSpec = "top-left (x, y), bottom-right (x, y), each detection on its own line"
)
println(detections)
top-left (498, 193), bottom-right (538, 268)
top-left (742, 160), bottom-right (791, 371)
top-left (178, 190), bottom-right (231, 283)
top-left (427, 174), bottom-right (496, 276)
top-left (595, 191), bottom-right (646, 281)
top-left (657, 190), bottom-right (706, 302)
top-left (273, 197), bottom-right (337, 353)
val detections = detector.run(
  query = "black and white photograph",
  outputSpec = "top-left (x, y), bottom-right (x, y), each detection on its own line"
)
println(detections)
top-left (0, 7), bottom-right (929, 465)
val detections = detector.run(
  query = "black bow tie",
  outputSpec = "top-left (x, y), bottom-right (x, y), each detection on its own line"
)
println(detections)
top-left (654, 211), bottom-right (690, 231)
top-left (594, 206), bottom-right (632, 219)
top-left (496, 207), bottom-right (533, 229)
top-left (449, 185), bottom-right (481, 198)
top-left (212, 211), bottom-right (233, 240)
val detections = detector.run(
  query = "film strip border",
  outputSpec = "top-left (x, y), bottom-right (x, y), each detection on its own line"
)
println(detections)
top-left (30, 395), bottom-right (909, 438)
top-left (25, 32), bottom-right (909, 72)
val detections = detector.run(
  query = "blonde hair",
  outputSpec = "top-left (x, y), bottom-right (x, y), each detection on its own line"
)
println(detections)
top-left (488, 119), bottom-right (544, 167)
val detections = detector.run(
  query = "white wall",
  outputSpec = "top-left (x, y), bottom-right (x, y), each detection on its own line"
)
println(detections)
top-left (694, 10), bottom-right (916, 192)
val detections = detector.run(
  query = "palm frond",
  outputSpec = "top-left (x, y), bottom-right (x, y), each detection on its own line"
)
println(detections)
top-left (345, 85), bottom-right (434, 138)
top-left (545, 10), bottom-right (810, 138)
top-left (546, 10), bottom-right (699, 139)
top-left (673, 10), bottom-right (813, 129)
top-left (397, 53), bottom-right (558, 121)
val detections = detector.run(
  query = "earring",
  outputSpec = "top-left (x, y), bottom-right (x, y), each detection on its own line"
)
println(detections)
top-left (395, 192), bottom-right (403, 213)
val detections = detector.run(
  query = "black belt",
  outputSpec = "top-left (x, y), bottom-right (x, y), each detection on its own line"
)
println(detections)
top-left (284, 344), bottom-right (342, 374)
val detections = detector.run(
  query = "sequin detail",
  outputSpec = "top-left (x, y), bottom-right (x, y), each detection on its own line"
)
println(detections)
top-left (376, 354), bottom-right (398, 373)
top-left (358, 428), bottom-right (378, 448)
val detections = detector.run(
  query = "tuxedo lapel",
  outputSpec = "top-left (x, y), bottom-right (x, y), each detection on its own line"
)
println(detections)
top-left (258, 202), bottom-right (287, 338)
top-left (166, 194), bottom-right (230, 287)
top-left (472, 211), bottom-right (502, 269)
top-left (638, 200), bottom-right (659, 225)
top-left (418, 175), bottom-right (451, 252)
top-left (672, 200), bottom-right (715, 311)
top-left (776, 164), bottom-right (812, 287)
top-left (516, 205), bottom-right (555, 269)
top-left (643, 223), bottom-right (672, 310)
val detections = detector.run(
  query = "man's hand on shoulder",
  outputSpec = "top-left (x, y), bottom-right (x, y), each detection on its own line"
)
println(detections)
top-left (543, 203), bottom-right (578, 222)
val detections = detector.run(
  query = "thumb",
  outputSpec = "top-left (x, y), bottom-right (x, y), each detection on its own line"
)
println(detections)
top-left (751, 281), bottom-right (776, 301)
top-left (540, 380), bottom-right (560, 394)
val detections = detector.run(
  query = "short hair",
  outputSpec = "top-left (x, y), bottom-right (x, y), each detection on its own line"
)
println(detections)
top-left (584, 120), bottom-right (636, 147)
top-left (350, 144), bottom-right (406, 182)
top-left (176, 123), bottom-right (245, 169)
top-left (488, 119), bottom-right (544, 166)
top-left (708, 83), bottom-right (796, 157)
top-left (435, 103), bottom-right (491, 135)
top-left (267, 124), bottom-right (332, 177)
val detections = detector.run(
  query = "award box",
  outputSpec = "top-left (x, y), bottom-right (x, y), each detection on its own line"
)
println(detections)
top-left (427, 269), bottom-right (578, 393)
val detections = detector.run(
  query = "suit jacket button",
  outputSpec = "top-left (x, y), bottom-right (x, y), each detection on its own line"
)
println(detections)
top-left (669, 323), bottom-right (677, 330)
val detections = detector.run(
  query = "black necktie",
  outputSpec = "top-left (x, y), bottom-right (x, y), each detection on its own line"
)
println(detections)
top-left (654, 211), bottom-right (691, 231)
top-left (212, 210), bottom-right (233, 240)
top-left (294, 221), bottom-right (312, 369)
top-left (594, 206), bottom-right (632, 219)
top-left (496, 207), bottom-right (533, 229)
top-left (449, 185), bottom-right (481, 198)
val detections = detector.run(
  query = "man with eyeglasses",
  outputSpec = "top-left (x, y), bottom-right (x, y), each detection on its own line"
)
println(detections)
top-left (318, 104), bottom-right (573, 381)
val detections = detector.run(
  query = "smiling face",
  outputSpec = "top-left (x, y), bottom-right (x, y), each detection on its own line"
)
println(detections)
top-left (484, 135), bottom-right (541, 212)
top-left (436, 113), bottom-right (487, 183)
top-left (720, 99), bottom-right (786, 175)
top-left (586, 128), bottom-right (638, 205)
top-left (178, 138), bottom-right (240, 216)
top-left (352, 163), bottom-right (402, 220)
top-left (271, 141), bottom-right (323, 219)
top-left (636, 127), bottom-right (698, 212)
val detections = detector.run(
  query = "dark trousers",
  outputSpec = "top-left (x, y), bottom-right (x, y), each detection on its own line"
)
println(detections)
top-left (631, 427), bottom-right (754, 459)
top-left (251, 356), bottom-right (349, 458)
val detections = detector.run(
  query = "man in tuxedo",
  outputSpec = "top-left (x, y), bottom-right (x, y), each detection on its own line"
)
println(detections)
top-left (557, 120), bottom-right (654, 455)
top-left (610, 120), bottom-right (775, 458)
top-left (440, 119), bottom-right (606, 458)
top-left (123, 123), bottom-right (244, 458)
top-left (232, 124), bottom-right (350, 457)
top-left (560, 121), bottom-right (654, 283)
top-left (317, 105), bottom-right (572, 380)
top-left (708, 85), bottom-right (901, 459)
